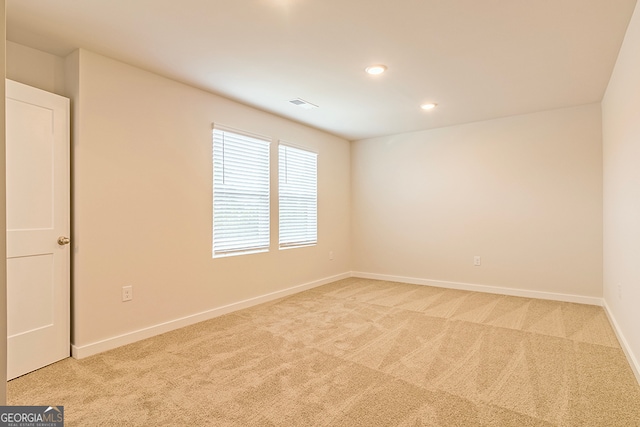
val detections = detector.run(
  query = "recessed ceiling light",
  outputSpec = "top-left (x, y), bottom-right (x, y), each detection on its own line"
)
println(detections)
top-left (420, 103), bottom-right (437, 110)
top-left (365, 64), bottom-right (387, 75)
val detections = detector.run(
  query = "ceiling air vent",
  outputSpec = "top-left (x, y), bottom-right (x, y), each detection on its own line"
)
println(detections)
top-left (289, 98), bottom-right (319, 110)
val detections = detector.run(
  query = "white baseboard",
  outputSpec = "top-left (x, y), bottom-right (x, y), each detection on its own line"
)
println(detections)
top-left (602, 300), bottom-right (640, 385)
top-left (71, 272), bottom-right (351, 359)
top-left (71, 270), bottom-right (640, 387)
top-left (350, 271), bottom-right (603, 306)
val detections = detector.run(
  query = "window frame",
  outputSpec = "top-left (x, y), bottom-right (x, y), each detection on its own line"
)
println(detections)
top-left (212, 125), bottom-right (271, 258)
top-left (278, 142), bottom-right (318, 250)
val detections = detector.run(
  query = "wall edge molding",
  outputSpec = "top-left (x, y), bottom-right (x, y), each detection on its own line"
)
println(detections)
top-left (71, 272), bottom-right (351, 359)
top-left (602, 299), bottom-right (640, 385)
top-left (350, 271), bottom-right (603, 306)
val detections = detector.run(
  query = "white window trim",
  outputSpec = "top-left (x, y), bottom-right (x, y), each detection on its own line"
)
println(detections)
top-left (278, 142), bottom-right (318, 250)
top-left (212, 124), bottom-right (272, 258)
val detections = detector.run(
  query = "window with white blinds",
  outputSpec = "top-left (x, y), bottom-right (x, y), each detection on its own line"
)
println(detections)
top-left (279, 144), bottom-right (318, 249)
top-left (213, 127), bottom-right (270, 257)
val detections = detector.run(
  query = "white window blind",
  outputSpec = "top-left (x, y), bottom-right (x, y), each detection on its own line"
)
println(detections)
top-left (213, 127), bottom-right (270, 257)
top-left (279, 144), bottom-right (317, 248)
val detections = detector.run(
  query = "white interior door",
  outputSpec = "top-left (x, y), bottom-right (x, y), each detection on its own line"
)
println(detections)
top-left (6, 79), bottom-right (70, 380)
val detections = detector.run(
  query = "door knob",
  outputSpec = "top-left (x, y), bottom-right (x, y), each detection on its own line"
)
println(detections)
top-left (57, 236), bottom-right (70, 246)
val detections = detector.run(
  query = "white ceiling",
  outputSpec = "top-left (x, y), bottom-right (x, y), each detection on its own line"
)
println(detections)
top-left (6, 0), bottom-right (637, 141)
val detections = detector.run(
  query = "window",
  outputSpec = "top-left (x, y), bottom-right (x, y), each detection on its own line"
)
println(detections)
top-left (213, 126), bottom-right (270, 257)
top-left (279, 144), bottom-right (318, 248)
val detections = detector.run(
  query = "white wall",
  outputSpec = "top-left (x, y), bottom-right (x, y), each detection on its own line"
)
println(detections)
top-left (602, 1), bottom-right (640, 379)
top-left (67, 49), bottom-right (351, 354)
top-left (352, 104), bottom-right (603, 300)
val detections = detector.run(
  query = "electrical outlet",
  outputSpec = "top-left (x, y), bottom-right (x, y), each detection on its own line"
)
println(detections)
top-left (329, 251), bottom-right (334, 261)
top-left (474, 256), bottom-right (481, 266)
top-left (122, 285), bottom-right (133, 302)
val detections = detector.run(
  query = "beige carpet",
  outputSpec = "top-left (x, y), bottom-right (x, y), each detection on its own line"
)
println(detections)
top-left (8, 278), bottom-right (640, 426)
